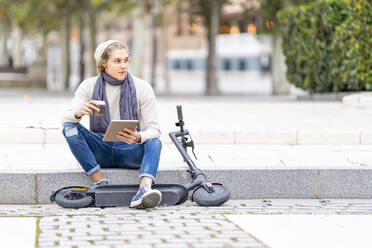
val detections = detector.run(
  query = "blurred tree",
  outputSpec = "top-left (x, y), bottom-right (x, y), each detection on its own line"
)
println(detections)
top-left (136, 0), bottom-right (176, 92)
top-left (190, 0), bottom-right (229, 96)
top-left (0, 0), bottom-right (58, 68)
top-left (84, 0), bottom-right (109, 77)
top-left (6, 0), bottom-right (79, 88)
top-left (129, 5), bottom-right (145, 79)
top-left (244, 0), bottom-right (313, 95)
top-left (52, 0), bottom-right (77, 89)
top-left (6, 2), bottom-right (27, 67)
top-left (159, 0), bottom-right (176, 94)
top-left (0, 0), bottom-right (140, 89)
top-left (148, 0), bottom-right (160, 89)
top-left (74, 1), bottom-right (87, 84)
top-left (0, 0), bottom-right (11, 67)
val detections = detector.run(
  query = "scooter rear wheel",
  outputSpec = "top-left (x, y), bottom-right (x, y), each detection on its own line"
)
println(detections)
top-left (55, 188), bottom-right (94, 208)
top-left (192, 183), bottom-right (230, 206)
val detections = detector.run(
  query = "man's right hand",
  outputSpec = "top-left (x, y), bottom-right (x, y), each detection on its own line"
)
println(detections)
top-left (74, 100), bottom-right (101, 119)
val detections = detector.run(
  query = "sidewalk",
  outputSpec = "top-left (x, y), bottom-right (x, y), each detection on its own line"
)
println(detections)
top-left (2, 199), bottom-right (372, 248)
top-left (1, 93), bottom-right (372, 203)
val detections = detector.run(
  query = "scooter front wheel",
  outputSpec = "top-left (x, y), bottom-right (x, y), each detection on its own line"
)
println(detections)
top-left (55, 188), bottom-right (94, 208)
top-left (192, 183), bottom-right (230, 206)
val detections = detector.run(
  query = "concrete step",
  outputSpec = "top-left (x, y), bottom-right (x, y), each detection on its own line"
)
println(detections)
top-left (343, 92), bottom-right (372, 109)
top-left (0, 126), bottom-right (370, 145)
top-left (1, 144), bottom-right (372, 204)
top-left (0, 100), bottom-right (371, 145)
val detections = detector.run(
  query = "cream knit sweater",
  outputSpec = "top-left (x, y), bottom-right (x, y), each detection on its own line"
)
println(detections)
top-left (61, 75), bottom-right (161, 144)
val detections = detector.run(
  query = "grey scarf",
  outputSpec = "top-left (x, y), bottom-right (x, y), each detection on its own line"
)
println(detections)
top-left (90, 72), bottom-right (139, 134)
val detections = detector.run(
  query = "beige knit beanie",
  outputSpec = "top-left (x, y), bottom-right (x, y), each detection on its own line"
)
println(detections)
top-left (94, 40), bottom-right (122, 62)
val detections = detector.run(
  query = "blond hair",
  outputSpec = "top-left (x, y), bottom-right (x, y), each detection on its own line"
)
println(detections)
top-left (96, 42), bottom-right (129, 73)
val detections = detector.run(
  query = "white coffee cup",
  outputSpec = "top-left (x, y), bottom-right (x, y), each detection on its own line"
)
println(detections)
top-left (92, 100), bottom-right (106, 116)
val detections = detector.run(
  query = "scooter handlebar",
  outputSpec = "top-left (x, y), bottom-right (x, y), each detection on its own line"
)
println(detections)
top-left (176, 105), bottom-right (183, 121)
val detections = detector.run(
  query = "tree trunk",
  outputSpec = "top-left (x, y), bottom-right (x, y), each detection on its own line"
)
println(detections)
top-left (86, 0), bottom-right (97, 76)
top-left (176, 0), bottom-right (182, 36)
top-left (150, 28), bottom-right (157, 90)
top-left (60, 9), bottom-right (71, 89)
top-left (33, 32), bottom-right (48, 88)
top-left (40, 32), bottom-right (48, 88)
top-left (271, 33), bottom-right (290, 95)
top-left (161, 1), bottom-right (170, 95)
top-left (0, 20), bottom-right (8, 67)
top-left (41, 32), bottom-right (48, 64)
top-left (150, 0), bottom-right (159, 90)
top-left (205, 0), bottom-right (220, 96)
top-left (130, 6), bottom-right (145, 78)
top-left (12, 22), bottom-right (24, 68)
top-left (78, 8), bottom-right (85, 83)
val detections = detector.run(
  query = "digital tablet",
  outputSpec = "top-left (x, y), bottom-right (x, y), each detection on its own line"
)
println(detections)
top-left (103, 120), bottom-right (139, 142)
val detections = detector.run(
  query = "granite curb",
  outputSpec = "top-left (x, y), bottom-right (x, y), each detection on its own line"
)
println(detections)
top-left (2, 168), bottom-right (372, 204)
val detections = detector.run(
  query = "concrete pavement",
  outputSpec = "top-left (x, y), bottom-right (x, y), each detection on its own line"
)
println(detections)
top-left (0, 217), bottom-right (36, 248)
top-left (227, 214), bottom-right (372, 248)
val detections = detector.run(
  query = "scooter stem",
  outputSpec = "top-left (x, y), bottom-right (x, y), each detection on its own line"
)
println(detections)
top-left (169, 130), bottom-right (198, 172)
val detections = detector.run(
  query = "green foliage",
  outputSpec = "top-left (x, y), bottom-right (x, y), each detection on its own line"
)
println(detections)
top-left (251, 0), bottom-right (313, 33)
top-left (11, 0), bottom-right (59, 35)
top-left (278, 0), bottom-right (372, 92)
top-left (0, 0), bottom-right (67, 35)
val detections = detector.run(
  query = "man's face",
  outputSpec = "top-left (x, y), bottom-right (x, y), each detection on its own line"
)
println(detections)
top-left (103, 48), bottom-right (130, 80)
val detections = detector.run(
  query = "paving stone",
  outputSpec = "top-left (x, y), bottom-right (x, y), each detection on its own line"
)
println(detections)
top-left (153, 244), bottom-right (190, 248)
top-left (94, 240), bottom-right (128, 245)
top-left (234, 130), bottom-right (296, 145)
top-left (297, 130), bottom-right (360, 145)
top-left (58, 240), bottom-right (92, 246)
top-left (192, 131), bottom-right (234, 144)
top-left (0, 128), bottom-right (44, 144)
top-left (38, 241), bottom-right (57, 247)
top-left (70, 236), bottom-right (104, 241)
top-left (45, 129), bottom-right (66, 144)
top-left (77, 246), bottom-right (111, 248)
top-left (114, 245), bottom-right (153, 248)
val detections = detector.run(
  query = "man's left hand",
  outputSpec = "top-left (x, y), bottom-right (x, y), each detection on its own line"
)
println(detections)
top-left (117, 128), bottom-right (141, 144)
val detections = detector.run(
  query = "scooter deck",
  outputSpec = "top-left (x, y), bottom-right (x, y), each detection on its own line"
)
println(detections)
top-left (52, 184), bottom-right (189, 207)
top-left (94, 184), bottom-right (189, 207)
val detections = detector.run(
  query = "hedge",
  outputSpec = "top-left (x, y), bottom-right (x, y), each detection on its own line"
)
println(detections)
top-left (277, 0), bottom-right (372, 92)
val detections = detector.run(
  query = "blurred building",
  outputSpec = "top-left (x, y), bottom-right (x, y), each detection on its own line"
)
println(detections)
top-left (148, 0), bottom-right (272, 94)
top-left (167, 34), bottom-right (270, 72)
top-left (162, 0), bottom-right (270, 73)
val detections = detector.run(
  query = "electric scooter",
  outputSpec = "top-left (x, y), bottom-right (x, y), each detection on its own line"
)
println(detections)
top-left (51, 105), bottom-right (230, 208)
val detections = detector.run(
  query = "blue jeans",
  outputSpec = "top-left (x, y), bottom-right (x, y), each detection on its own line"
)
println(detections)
top-left (62, 122), bottom-right (162, 182)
